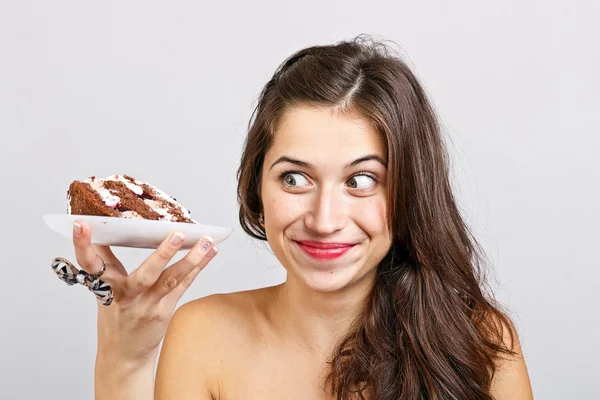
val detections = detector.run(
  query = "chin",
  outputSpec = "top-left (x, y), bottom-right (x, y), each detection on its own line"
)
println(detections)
top-left (292, 261), bottom-right (375, 294)
top-left (299, 271), bottom-right (354, 293)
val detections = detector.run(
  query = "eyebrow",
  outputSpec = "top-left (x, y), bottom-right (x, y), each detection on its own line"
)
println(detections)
top-left (269, 154), bottom-right (387, 171)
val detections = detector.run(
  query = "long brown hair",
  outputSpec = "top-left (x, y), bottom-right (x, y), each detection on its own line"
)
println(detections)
top-left (236, 34), bottom-right (518, 399)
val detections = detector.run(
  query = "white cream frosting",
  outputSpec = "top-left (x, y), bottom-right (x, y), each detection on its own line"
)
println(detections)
top-left (120, 210), bottom-right (142, 219)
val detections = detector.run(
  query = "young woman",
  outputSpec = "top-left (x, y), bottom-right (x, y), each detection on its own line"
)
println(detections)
top-left (73, 35), bottom-right (533, 399)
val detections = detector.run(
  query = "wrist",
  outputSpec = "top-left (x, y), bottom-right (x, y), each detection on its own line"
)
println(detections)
top-left (95, 355), bottom-right (155, 400)
top-left (96, 349), bottom-right (156, 374)
top-left (97, 340), bottom-right (159, 370)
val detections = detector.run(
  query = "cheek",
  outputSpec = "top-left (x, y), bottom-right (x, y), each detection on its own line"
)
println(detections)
top-left (358, 198), bottom-right (388, 235)
top-left (359, 199), bottom-right (392, 263)
top-left (264, 194), bottom-right (302, 226)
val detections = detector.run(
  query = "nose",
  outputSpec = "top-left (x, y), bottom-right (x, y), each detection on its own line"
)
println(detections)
top-left (304, 184), bottom-right (347, 235)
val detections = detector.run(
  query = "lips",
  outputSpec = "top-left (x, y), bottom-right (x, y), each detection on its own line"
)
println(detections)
top-left (296, 240), bottom-right (357, 249)
top-left (294, 240), bottom-right (357, 260)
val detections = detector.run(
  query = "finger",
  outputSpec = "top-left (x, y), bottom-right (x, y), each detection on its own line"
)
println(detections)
top-left (92, 245), bottom-right (128, 276)
top-left (126, 230), bottom-right (186, 294)
top-left (147, 236), bottom-right (217, 302)
top-left (72, 219), bottom-right (121, 285)
top-left (160, 244), bottom-right (218, 309)
top-left (159, 263), bottom-right (205, 311)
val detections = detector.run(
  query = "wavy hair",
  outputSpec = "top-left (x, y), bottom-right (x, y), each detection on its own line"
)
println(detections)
top-left (236, 34), bottom-right (518, 399)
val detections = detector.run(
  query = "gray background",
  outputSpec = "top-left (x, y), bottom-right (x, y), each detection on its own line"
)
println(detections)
top-left (1, 0), bottom-right (598, 398)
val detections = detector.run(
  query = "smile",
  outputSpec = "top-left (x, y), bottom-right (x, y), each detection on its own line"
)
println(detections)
top-left (294, 241), bottom-right (357, 260)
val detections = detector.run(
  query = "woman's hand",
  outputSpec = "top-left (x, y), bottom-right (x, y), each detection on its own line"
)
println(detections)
top-left (71, 219), bottom-right (218, 366)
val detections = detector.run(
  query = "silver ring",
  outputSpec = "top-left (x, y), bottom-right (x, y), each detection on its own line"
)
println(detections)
top-left (87, 257), bottom-right (107, 281)
top-left (51, 257), bottom-right (114, 306)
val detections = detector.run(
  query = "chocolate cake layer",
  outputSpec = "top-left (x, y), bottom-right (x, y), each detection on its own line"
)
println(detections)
top-left (67, 181), bottom-right (120, 218)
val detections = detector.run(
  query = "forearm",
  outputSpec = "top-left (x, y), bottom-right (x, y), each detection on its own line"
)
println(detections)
top-left (95, 355), bottom-right (155, 400)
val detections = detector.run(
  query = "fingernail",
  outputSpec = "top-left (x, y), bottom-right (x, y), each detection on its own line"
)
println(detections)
top-left (73, 221), bottom-right (82, 237)
top-left (198, 236), bottom-right (214, 252)
top-left (170, 232), bottom-right (185, 246)
top-left (205, 246), bottom-right (218, 258)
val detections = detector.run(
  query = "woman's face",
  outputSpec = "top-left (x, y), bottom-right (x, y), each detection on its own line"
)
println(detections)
top-left (260, 104), bottom-right (393, 293)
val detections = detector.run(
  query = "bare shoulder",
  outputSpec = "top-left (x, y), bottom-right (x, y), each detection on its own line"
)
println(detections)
top-left (179, 288), bottom-right (269, 340)
top-left (155, 287), bottom-right (275, 399)
top-left (488, 314), bottom-right (534, 399)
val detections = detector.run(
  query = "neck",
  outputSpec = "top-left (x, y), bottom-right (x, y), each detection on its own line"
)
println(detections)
top-left (271, 270), bottom-right (376, 359)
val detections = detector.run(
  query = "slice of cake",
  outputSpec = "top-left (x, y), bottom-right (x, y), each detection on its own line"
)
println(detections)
top-left (67, 174), bottom-right (198, 223)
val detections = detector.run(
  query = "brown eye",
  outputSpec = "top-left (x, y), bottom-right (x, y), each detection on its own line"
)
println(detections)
top-left (348, 174), bottom-right (377, 190)
top-left (282, 172), bottom-right (309, 187)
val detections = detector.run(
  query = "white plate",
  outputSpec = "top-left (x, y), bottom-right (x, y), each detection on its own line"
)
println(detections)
top-left (43, 214), bottom-right (233, 250)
